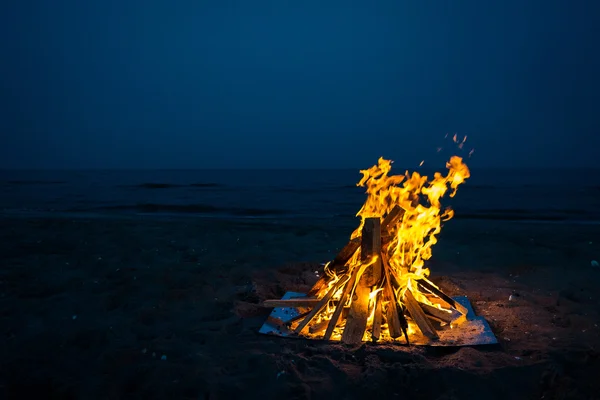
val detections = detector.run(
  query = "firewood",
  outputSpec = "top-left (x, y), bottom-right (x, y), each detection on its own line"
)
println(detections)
top-left (330, 238), bottom-right (361, 268)
top-left (341, 217), bottom-right (382, 345)
top-left (384, 258), bottom-right (403, 288)
top-left (418, 302), bottom-right (455, 324)
top-left (416, 279), bottom-right (468, 316)
top-left (380, 207), bottom-right (406, 245)
top-left (294, 274), bottom-right (350, 334)
top-left (341, 277), bottom-right (371, 344)
top-left (425, 314), bottom-right (447, 326)
top-left (371, 290), bottom-right (383, 341)
top-left (307, 275), bottom-right (327, 297)
top-left (381, 205), bottom-right (405, 232)
top-left (381, 255), bottom-right (408, 340)
top-left (382, 278), bottom-right (400, 330)
top-left (308, 260), bottom-right (346, 297)
top-left (403, 289), bottom-right (439, 340)
top-left (262, 298), bottom-right (321, 308)
top-left (323, 261), bottom-right (371, 340)
top-left (361, 218), bottom-right (382, 286)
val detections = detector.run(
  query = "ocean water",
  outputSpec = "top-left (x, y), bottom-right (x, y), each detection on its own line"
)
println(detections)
top-left (1, 168), bottom-right (599, 223)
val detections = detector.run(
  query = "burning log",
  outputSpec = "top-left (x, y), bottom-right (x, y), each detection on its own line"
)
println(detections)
top-left (371, 289), bottom-right (383, 341)
top-left (418, 302), bottom-right (457, 325)
top-left (340, 273), bottom-right (370, 344)
top-left (323, 260), bottom-right (365, 340)
top-left (381, 205), bottom-right (405, 242)
top-left (361, 218), bottom-right (383, 285)
top-left (262, 155), bottom-right (472, 344)
top-left (381, 255), bottom-right (408, 341)
top-left (307, 276), bottom-right (327, 297)
top-left (306, 238), bottom-right (361, 297)
top-left (342, 218), bottom-right (382, 344)
top-left (416, 279), bottom-right (469, 316)
top-left (403, 289), bottom-right (439, 340)
top-left (293, 274), bottom-right (350, 334)
top-left (331, 239), bottom-right (361, 268)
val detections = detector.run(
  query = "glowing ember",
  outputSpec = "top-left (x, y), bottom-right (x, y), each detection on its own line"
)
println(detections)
top-left (265, 155), bottom-right (471, 344)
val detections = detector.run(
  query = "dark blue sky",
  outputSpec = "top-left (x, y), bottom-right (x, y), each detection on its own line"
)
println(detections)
top-left (1, 1), bottom-right (598, 169)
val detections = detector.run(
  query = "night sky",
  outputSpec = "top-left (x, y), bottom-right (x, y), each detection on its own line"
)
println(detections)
top-left (1, 1), bottom-right (598, 169)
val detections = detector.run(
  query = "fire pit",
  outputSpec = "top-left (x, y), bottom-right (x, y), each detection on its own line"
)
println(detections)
top-left (260, 156), bottom-right (497, 346)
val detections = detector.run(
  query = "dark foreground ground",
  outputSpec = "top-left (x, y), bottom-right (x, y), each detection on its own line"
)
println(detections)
top-left (1, 216), bottom-right (599, 399)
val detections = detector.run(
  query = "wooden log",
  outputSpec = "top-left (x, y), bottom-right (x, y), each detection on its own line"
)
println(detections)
top-left (307, 275), bottom-right (327, 297)
top-left (341, 276), bottom-right (371, 344)
top-left (341, 218), bottom-right (382, 345)
top-left (403, 289), bottom-right (439, 340)
top-left (416, 279), bottom-right (469, 316)
top-left (383, 254), bottom-right (410, 286)
top-left (262, 298), bottom-right (321, 308)
top-left (379, 206), bottom-right (406, 244)
top-left (418, 302), bottom-right (455, 324)
top-left (323, 263), bottom-right (366, 340)
top-left (381, 255), bottom-right (408, 341)
top-left (294, 274), bottom-right (350, 334)
top-left (381, 205), bottom-right (405, 232)
top-left (382, 277), bottom-right (401, 334)
top-left (330, 238), bottom-right (361, 268)
top-left (424, 314), bottom-right (447, 326)
top-left (361, 218), bottom-right (382, 286)
top-left (371, 290), bottom-right (383, 341)
top-left (384, 257), bottom-right (403, 287)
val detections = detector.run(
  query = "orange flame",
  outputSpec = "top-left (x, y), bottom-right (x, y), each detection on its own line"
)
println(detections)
top-left (305, 154), bottom-right (471, 342)
top-left (353, 156), bottom-right (469, 317)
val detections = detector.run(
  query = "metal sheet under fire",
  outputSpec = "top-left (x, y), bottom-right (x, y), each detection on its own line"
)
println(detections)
top-left (259, 292), bottom-right (498, 346)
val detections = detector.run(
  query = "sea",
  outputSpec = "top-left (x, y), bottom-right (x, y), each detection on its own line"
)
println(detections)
top-left (1, 168), bottom-right (599, 224)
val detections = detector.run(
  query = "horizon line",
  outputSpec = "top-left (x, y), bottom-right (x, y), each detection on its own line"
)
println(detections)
top-left (1, 166), bottom-right (599, 172)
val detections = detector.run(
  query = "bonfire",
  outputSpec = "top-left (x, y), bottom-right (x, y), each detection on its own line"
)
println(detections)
top-left (264, 155), bottom-right (471, 344)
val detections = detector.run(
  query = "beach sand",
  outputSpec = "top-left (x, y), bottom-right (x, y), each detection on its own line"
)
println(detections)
top-left (1, 216), bottom-right (599, 399)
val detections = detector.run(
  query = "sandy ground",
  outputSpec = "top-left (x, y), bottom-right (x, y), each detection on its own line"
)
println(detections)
top-left (1, 216), bottom-right (599, 399)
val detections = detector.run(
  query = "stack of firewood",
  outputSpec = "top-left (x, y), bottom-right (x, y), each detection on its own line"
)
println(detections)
top-left (263, 205), bottom-right (468, 345)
